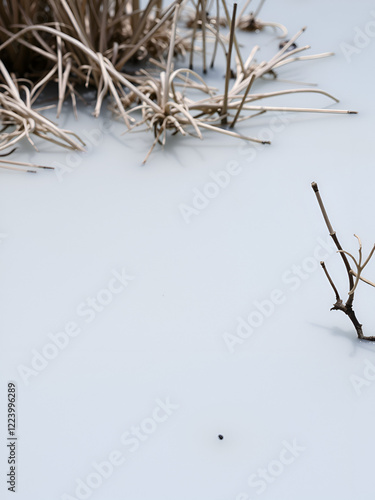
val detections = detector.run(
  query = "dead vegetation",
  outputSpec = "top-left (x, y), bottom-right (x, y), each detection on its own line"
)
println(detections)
top-left (0, 0), bottom-right (356, 170)
top-left (312, 182), bottom-right (375, 341)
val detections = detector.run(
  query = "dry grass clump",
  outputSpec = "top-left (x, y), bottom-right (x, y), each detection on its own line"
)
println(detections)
top-left (236, 0), bottom-right (287, 36)
top-left (0, 58), bottom-right (84, 171)
top-left (0, 0), bottom-right (356, 170)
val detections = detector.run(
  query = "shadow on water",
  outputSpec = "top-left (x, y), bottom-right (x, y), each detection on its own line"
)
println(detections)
top-left (309, 321), bottom-right (375, 358)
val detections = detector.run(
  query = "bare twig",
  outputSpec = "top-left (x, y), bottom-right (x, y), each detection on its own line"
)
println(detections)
top-left (312, 182), bottom-right (375, 341)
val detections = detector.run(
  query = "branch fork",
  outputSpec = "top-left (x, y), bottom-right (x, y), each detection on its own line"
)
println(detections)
top-left (312, 182), bottom-right (375, 340)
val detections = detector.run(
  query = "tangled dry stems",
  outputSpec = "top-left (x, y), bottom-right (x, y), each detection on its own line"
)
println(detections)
top-left (236, 0), bottom-right (287, 37)
top-left (0, 0), bottom-right (356, 170)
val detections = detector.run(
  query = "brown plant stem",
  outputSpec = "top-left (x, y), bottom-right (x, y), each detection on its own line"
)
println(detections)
top-left (311, 181), bottom-right (354, 307)
top-left (221, 2), bottom-right (237, 125)
top-left (221, 0), bottom-right (244, 73)
top-left (320, 261), bottom-right (341, 303)
top-left (210, 0), bottom-right (220, 68)
top-left (201, 0), bottom-right (207, 73)
top-left (230, 73), bottom-right (255, 128)
top-left (312, 182), bottom-right (375, 341)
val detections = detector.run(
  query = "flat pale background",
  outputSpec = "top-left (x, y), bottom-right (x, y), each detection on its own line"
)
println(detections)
top-left (1, 1), bottom-right (375, 499)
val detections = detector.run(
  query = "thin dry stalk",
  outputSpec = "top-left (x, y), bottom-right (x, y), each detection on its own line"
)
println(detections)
top-left (221, 2), bottom-right (237, 125)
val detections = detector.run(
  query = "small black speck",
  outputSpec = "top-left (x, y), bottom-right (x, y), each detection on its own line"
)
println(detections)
top-left (218, 434), bottom-right (224, 440)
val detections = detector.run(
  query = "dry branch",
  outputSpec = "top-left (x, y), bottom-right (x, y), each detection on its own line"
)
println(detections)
top-left (312, 182), bottom-right (375, 341)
